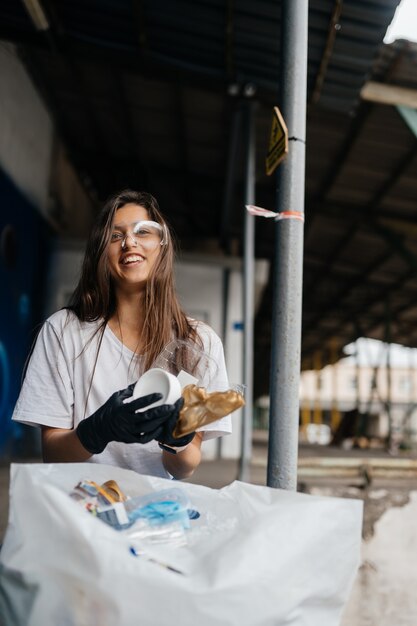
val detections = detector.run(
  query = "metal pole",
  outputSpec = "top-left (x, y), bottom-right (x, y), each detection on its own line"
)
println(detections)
top-left (267, 0), bottom-right (308, 490)
top-left (385, 298), bottom-right (392, 449)
top-left (238, 98), bottom-right (256, 482)
top-left (218, 103), bottom-right (242, 459)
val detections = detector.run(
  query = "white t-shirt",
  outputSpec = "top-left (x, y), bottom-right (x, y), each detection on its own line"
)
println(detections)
top-left (12, 309), bottom-right (232, 478)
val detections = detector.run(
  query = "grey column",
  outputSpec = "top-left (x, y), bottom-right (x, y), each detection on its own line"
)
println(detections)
top-left (219, 103), bottom-right (242, 459)
top-left (267, 0), bottom-right (308, 490)
top-left (239, 98), bottom-right (256, 482)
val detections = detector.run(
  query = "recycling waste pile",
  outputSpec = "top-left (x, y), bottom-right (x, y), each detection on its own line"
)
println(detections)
top-left (0, 463), bottom-right (363, 626)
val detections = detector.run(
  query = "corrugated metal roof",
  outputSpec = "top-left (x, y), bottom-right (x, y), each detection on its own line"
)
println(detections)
top-left (0, 0), bottom-right (401, 111)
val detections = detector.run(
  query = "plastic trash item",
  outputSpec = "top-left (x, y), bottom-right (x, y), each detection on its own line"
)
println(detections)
top-left (95, 487), bottom-right (198, 542)
top-left (152, 339), bottom-right (219, 388)
top-left (125, 488), bottom-right (191, 529)
top-left (97, 488), bottom-right (196, 547)
top-left (132, 368), bottom-right (182, 409)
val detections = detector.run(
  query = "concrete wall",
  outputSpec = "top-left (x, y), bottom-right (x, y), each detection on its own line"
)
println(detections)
top-left (0, 43), bottom-right (95, 455)
top-left (0, 42), bottom-right (53, 213)
top-left (0, 42), bottom-right (55, 454)
top-left (176, 257), bottom-right (267, 458)
top-left (0, 41), bottom-right (94, 237)
top-left (175, 260), bottom-right (243, 459)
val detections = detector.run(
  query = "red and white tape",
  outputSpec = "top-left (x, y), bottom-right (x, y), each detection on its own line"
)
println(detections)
top-left (245, 205), bottom-right (304, 222)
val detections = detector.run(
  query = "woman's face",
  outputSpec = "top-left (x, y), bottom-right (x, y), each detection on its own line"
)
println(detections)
top-left (107, 203), bottom-right (164, 290)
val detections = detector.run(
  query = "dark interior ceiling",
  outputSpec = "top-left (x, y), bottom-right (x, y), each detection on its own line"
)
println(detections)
top-left (3, 1), bottom-right (417, 397)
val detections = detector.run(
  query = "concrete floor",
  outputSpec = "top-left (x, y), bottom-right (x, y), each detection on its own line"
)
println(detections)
top-left (1, 444), bottom-right (417, 625)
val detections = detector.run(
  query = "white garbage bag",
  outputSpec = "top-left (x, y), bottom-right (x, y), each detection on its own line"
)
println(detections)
top-left (0, 463), bottom-right (363, 626)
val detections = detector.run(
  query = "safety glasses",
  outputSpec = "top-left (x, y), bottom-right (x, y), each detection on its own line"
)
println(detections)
top-left (110, 220), bottom-right (167, 250)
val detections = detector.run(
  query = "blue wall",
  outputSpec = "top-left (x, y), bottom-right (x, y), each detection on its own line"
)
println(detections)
top-left (0, 168), bottom-right (51, 457)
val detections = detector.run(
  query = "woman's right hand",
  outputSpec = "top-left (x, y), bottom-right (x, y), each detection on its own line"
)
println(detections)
top-left (76, 384), bottom-right (174, 454)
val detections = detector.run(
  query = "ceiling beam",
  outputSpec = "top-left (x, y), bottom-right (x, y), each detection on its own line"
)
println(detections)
top-left (352, 284), bottom-right (417, 348)
top-left (132, 0), bottom-right (148, 51)
top-left (174, 83), bottom-right (201, 230)
top-left (311, 200), bottom-right (417, 273)
top-left (369, 136), bottom-right (417, 209)
top-left (303, 247), bottom-right (393, 335)
top-left (0, 25), bottom-right (280, 105)
top-left (220, 102), bottom-right (243, 250)
top-left (302, 199), bottom-right (417, 347)
top-left (110, 70), bottom-right (150, 189)
top-left (302, 266), bottom-right (416, 358)
top-left (224, 0), bottom-right (235, 79)
top-left (313, 102), bottom-right (371, 203)
top-left (21, 0), bottom-right (49, 31)
top-left (304, 121), bottom-right (417, 297)
top-left (310, 0), bottom-right (343, 105)
top-left (361, 81), bottom-right (417, 109)
top-left (309, 41), bottom-right (410, 218)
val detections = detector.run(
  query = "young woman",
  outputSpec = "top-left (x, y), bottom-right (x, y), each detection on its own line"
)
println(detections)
top-left (12, 190), bottom-right (231, 479)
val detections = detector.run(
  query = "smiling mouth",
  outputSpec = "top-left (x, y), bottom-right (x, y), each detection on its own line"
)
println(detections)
top-left (121, 254), bottom-right (144, 265)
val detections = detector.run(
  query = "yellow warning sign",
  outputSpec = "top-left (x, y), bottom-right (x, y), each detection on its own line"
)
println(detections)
top-left (265, 106), bottom-right (288, 176)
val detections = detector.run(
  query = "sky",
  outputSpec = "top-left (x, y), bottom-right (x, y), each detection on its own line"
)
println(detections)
top-left (384, 0), bottom-right (417, 43)
top-left (343, 338), bottom-right (417, 368)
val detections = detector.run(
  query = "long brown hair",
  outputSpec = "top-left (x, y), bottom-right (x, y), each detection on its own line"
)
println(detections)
top-left (68, 189), bottom-right (202, 372)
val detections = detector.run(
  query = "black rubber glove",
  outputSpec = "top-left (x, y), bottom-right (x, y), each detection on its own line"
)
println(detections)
top-left (76, 384), bottom-right (175, 454)
top-left (157, 397), bottom-right (196, 454)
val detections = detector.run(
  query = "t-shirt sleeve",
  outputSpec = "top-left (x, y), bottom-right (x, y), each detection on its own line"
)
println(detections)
top-left (12, 319), bottom-right (74, 429)
top-left (195, 324), bottom-right (233, 440)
